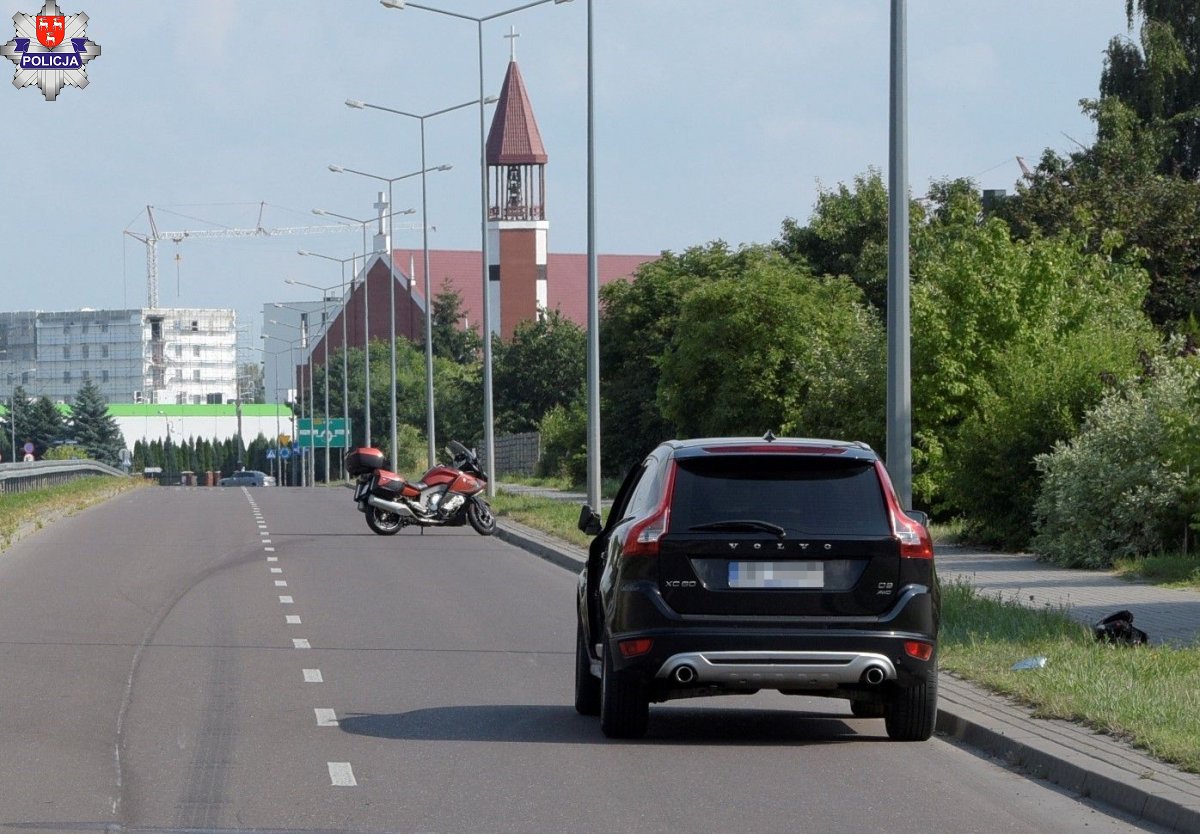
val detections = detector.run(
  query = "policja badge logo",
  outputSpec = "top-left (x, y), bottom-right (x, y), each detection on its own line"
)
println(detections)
top-left (0, 0), bottom-right (100, 101)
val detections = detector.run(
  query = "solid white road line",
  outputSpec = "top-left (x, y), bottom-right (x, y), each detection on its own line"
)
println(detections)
top-left (286, 615), bottom-right (301, 624)
top-left (293, 638), bottom-right (311, 649)
top-left (328, 762), bottom-right (356, 787)
top-left (303, 669), bottom-right (324, 683)
top-left (314, 708), bottom-right (338, 727)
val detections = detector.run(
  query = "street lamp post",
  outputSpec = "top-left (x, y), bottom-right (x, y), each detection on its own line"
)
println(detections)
top-left (294, 256), bottom-right (356, 475)
top-left (262, 332), bottom-right (308, 486)
top-left (347, 97), bottom-right (491, 468)
top-left (329, 164), bottom-right (449, 471)
top-left (312, 207), bottom-right (416, 451)
top-left (382, 0), bottom-right (575, 496)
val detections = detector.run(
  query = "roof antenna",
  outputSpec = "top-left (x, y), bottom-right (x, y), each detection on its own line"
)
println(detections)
top-left (763, 430), bottom-right (776, 442)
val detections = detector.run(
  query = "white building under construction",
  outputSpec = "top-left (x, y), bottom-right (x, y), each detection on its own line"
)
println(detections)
top-left (0, 307), bottom-right (238, 405)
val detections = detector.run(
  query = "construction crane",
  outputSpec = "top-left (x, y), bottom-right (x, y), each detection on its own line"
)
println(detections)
top-left (124, 203), bottom-right (385, 308)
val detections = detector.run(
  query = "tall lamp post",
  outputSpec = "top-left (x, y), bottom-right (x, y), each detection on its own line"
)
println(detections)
top-left (284, 282), bottom-right (345, 482)
top-left (263, 331), bottom-right (309, 486)
top-left (269, 318), bottom-right (328, 487)
top-left (328, 164), bottom-right (449, 471)
top-left (294, 255), bottom-right (357, 473)
top-left (251, 345), bottom-right (287, 484)
top-left (381, 0), bottom-right (575, 495)
top-left (346, 96), bottom-right (491, 468)
top-left (274, 303), bottom-right (333, 484)
top-left (312, 207), bottom-right (416, 449)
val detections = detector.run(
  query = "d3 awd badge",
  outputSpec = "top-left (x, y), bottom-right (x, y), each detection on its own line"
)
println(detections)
top-left (1, 1), bottom-right (100, 101)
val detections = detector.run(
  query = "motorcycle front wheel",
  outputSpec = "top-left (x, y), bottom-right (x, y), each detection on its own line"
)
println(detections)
top-left (467, 497), bottom-right (497, 536)
top-left (365, 506), bottom-right (404, 535)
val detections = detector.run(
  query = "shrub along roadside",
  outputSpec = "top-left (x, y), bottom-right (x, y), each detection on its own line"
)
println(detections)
top-left (490, 494), bottom-right (1200, 774)
top-left (0, 476), bottom-right (146, 551)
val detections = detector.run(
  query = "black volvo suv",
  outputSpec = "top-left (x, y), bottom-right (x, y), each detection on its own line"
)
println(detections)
top-left (575, 436), bottom-right (939, 740)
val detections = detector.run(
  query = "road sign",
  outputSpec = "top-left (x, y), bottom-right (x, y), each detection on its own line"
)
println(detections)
top-left (279, 447), bottom-right (291, 459)
top-left (278, 434), bottom-right (291, 447)
top-left (297, 417), bottom-right (349, 448)
top-left (266, 449), bottom-right (276, 460)
top-left (23, 442), bottom-right (34, 454)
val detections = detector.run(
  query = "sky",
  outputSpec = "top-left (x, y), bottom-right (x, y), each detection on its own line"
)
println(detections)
top-left (0, 0), bottom-right (1133, 345)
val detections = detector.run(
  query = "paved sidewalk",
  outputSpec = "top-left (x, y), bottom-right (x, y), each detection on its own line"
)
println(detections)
top-left (492, 487), bottom-right (1200, 832)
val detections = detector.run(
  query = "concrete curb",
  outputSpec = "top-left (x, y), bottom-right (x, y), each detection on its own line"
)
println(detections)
top-left (496, 517), bottom-right (1200, 834)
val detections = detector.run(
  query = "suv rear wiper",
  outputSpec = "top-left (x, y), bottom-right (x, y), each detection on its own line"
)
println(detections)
top-left (688, 519), bottom-right (787, 538)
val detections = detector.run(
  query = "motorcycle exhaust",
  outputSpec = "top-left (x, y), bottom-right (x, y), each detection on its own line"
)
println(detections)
top-left (366, 494), bottom-right (418, 519)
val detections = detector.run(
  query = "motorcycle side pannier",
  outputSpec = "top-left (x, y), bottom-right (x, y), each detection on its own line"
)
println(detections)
top-left (345, 447), bottom-right (386, 476)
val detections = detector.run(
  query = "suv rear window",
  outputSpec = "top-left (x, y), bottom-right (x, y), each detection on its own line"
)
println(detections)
top-left (668, 455), bottom-right (889, 536)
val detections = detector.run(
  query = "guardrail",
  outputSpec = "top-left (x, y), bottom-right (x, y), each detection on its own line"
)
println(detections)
top-left (0, 460), bottom-right (128, 494)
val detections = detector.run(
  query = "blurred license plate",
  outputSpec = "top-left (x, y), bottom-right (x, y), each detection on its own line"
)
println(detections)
top-left (729, 561), bottom-right (824, 589)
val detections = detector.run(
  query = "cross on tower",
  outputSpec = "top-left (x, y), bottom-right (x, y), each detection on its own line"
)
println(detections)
top-left (504, 25), bottom-right (519, 61)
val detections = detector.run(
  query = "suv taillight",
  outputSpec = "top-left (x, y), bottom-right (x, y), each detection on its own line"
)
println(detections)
top-left (873, 461), bottom-right (934, 559)
top-left (622, 461), bottom-right (677, 558)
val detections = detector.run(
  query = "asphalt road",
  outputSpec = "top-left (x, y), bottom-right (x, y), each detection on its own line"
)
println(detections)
top-left (0, 486), bottom-right (1169, 834)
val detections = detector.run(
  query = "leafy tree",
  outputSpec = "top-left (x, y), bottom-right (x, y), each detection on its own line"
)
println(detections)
top-left (493, 310), bottom-right (586, 435)
top-left (25, 396), bottom-right (66, 457)
top-left (911, 187), bottom-right (1152, 509)
top-left (599, 242), bottom-right (755, 475)
top-left (997, 98), bottom-right (1200, 327)
top-left (69, 380), bottom-right (125, 465)
top-left (658, 249), bottom-right (885, 447)
top-left (775, 168), bottom-right (894, 316)
top-left (1100, 0), bottom-right (1200, 178)
top-left (3, 384), bottom-right (33, 461)
top-left (431, 280), bottom-right (481, 364)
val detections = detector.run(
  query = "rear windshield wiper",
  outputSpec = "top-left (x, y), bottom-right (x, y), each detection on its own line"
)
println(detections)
top-left (688, 519), bottom-right (787, 538)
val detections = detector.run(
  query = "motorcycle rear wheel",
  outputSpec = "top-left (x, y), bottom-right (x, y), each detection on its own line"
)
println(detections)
top-left (365, 506), bottom-right (404, 535)
top-left (467, 498), bottom-right (497, 536)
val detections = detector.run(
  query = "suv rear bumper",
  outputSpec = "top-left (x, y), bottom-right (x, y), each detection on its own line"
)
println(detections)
top-left (655, 650), bottom-right (897, 687)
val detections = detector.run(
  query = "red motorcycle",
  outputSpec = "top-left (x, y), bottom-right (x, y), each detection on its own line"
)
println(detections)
top-left (345, 441), bottom-right (497, 536)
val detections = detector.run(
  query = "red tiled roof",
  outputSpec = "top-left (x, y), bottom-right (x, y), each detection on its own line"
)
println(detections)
top-left (391, 248), bottom-right (660, 333)
top-left (486, 61), bottom-right (548, 165)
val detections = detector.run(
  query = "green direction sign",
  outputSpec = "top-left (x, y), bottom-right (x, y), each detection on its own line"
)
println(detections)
top-left (297, 417), bottom-right (349, 448)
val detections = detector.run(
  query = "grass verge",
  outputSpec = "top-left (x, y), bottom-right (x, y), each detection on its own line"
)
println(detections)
top-left (1111, 553), bottom-right (1200, 591)
top-left (490, 490), bottom-right (593, 549)
top-left (941, 579), bottom-right (1200, 773)
top-left (0, 476), bottom-right (147, 551)
top-left (487, 495), bottom-right (1200, 774)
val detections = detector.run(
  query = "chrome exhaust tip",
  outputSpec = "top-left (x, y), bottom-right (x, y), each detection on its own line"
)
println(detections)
top-left (672, 665), bottom-right (697, 685)
top-left (862, 666), bottom-right (886, 686)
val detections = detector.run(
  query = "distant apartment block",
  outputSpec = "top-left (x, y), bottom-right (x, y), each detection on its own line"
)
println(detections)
top-left (0, 307), bottom-right (238, 405)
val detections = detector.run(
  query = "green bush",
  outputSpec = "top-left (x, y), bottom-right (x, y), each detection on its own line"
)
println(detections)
top-left (1033, 348), bottom-right (1200, 567)
top-left (944, 324), bottom-right (1150, 549)
top-left (538, 398), bottom-right (587, 484)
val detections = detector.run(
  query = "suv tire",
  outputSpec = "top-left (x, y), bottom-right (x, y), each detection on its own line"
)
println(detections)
top-left (884, 663), bottom-right (938, 741)
top-left (599, 639), bottom-right (648, 739)
top-left (574, 623), bottom-right (600, 716)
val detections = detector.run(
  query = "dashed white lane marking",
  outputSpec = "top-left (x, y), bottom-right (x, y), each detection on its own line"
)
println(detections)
top-left (257, 524), bottom-right (267, 529)
top-left (275, 580), bottom-right (288, 587)
top-left (303, 669), bottom-right (323, 683)
top-left (286, 615), bottom-right (302, 625)
top-left (270, 567), bottom-right (283, 574)
top-left (264, 547), bottom-right (276, 552)
top-left (267, 556), bottom-right (278, 562)
top-left (260, 532), bottom-right (270, 538)
top-left (263, 539), bottom-right (272, 544)
top-left (293, 638), bottom-right (311, 649)
top-left (328, 762), bottom-right (356, 787)
top-left (279, 595), bottom-right (293, 604)
top-left (314, 708), bottom-right (339, 727)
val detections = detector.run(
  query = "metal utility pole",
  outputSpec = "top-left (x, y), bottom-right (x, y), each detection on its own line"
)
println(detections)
top-left (886, 0), bottom-right (912, 507)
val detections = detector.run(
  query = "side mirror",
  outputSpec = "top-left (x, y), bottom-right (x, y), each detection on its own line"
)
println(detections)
top-left (904, 509), bottom-right (930, 528)
top-left (577, 504), bottom-right (603, 536)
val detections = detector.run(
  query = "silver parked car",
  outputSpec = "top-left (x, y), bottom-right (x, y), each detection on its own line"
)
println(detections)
top-left (217, 470), bottom-right (276, 487)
